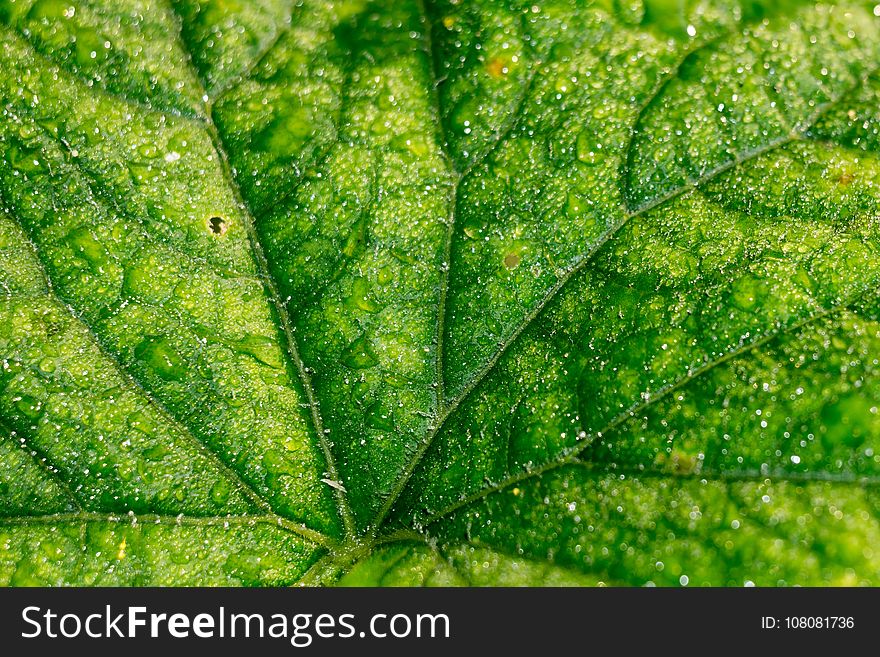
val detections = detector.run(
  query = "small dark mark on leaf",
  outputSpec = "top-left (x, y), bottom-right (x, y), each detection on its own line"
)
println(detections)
top-left (208, 216), bottom-right (227, 235)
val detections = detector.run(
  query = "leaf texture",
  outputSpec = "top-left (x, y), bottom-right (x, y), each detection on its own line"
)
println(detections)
top-left (1, 0), bottom-right (879, 586)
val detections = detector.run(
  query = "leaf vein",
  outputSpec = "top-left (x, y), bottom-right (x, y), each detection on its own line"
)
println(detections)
top-left (0, 511), bottom-right (331, 546)
top-left (0, 418), bottom-right (82, 513)
top-left (163, 0), bottom-right (357, 538)
top-left (416, 295), bottom-right (867, 527)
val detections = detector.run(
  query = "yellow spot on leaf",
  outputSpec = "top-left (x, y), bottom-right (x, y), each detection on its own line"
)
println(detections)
top-left (487, 58), bottom-right (510, 78)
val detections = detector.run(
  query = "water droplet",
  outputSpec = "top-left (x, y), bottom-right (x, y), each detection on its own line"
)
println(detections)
top-left (14, 394), bottom-right (43, 419)
top-left (210, 479), bottom-right (231, 504)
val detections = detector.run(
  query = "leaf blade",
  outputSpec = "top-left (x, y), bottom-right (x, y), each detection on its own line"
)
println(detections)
top-left (3, 0), bottom-right (880, 587)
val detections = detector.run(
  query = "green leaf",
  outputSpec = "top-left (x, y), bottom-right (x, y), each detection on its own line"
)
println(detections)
top-left (1, 0), bottom-right (879, 586)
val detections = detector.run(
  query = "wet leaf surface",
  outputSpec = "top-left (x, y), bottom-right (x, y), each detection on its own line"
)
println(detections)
top-left (1, 0), bottom-right (880, 586)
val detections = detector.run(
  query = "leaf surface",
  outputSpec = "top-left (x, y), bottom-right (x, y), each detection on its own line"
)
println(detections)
top-left (1, 0), bottom-right (879, 586)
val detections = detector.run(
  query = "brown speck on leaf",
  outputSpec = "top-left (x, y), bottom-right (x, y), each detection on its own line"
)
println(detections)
top-left (208, 216), bottom-right (228, 236)
top-left (504, 252), bottom-right (521, 269)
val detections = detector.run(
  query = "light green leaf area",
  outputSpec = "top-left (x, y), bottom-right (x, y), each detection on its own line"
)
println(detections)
top-left (0, 0), bottom-right (879, 586)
